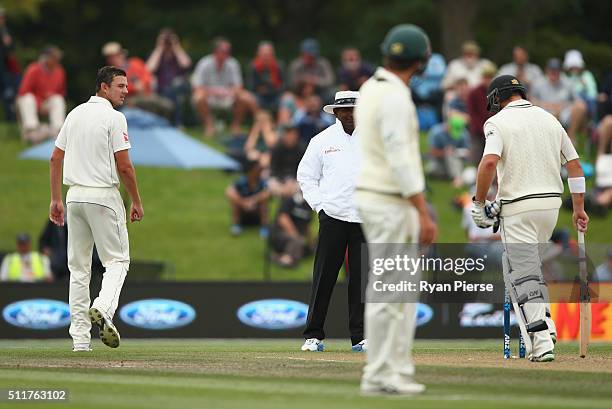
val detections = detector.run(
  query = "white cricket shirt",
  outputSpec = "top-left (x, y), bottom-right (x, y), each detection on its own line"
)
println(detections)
top-left (297, 121), bottom-right (361, 223)
top-left (355, 67), bottom-right (424, 199)
top-left (55, 96), bottom-right (131, 188)
top-left (483, 99), bottom-right (579, 215)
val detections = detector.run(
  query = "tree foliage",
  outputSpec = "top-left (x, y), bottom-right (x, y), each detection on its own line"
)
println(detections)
top-left (3, 0), bottom-right (610, 104)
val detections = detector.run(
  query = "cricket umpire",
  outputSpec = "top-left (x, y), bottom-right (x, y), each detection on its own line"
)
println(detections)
top-left (297, 90), bottom-right (366, 353)
top-left (472, 74), bottom-right (589, 362)
top-left (49, 66), bottom-right (143, 351)
top-left (355, 24), bottom-right (437, 395)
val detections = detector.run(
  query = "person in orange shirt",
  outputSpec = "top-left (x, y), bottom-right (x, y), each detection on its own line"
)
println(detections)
top-left (16, 45), bottom-right (66, 143)
top-left (102, 41), bottom-right (172, 117)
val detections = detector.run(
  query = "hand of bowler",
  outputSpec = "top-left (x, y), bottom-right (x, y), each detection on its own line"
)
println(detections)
top-left (49, 200), bottom-right (65, 226)
top-left (130, 202), bottom-right (144, 222)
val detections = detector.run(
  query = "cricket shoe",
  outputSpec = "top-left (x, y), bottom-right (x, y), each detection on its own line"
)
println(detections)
top-left (360, 381), bottom-right (425, 396)
top-left (301, 338), bottom-right (324, 352)
top-left (89, 307), bottom-right (120, 348)
top-left (352, 339), bottom-right (367, 352)
top-left (530, 350), bottom-right (555, 362)
top-left (72, 343), bottom-right (92, 352)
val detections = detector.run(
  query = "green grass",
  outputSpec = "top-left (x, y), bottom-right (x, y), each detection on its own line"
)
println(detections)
top-left (0, 123), bottom-right (608, 280)
top-left (0, 339), bottom-right (611, 409)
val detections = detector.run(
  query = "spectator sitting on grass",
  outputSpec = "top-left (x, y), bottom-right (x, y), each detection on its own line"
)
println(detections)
top-left (337, 47), bottom-right (374, 91)
top-left (293, 94), bottom-right (334, 145)
top-left (0, 233), bottom-right (52, 282)
top-left (594, 249), bottom-right (612, 282)
top-left (270, 190), bottom-right (313, 268)
top-left (445, 77), bottom-right (470, 121)
top-left (563, 49), bottom-right (598, 117)
top-left (531, 58), bottom-right (588, 143)
top-left (244, 110), bottom-right (278, 169)
top-left (498, 45), bottom-right (543, 91)
top-left (277, 80), bottom-right (315, 126)
top-left (467, 62), bottom-right (497, 164)
top-left (0, 7), bottom-right (19, 121)
top-left (248, 41), bottom-right (285, 112)
top-left (269, 124), bottom-right (304, 197)
top-left (288, 38), bottom-right (335, 102)
top-left (225, 160), bottom-right (270, 237)
top-left (425, 115), bottom-right (470, 187)
top-left (16, 45), bottom-right (66, 143)
top-left (442, 41), bottom-right (492, 89)
top-left (103, 41), bottom-right (173, 118)
top-left (191, 37), bottom-right (258, 137)
top-left (146, 28), bottom-right (192, 126)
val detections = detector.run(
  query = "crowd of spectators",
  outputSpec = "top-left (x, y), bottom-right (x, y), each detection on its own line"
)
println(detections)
top-left (1, 19), bottom-right (610, 270)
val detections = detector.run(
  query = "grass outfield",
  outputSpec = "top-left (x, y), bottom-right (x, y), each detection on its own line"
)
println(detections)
top-left (0, 339), bottom-right (611, 409)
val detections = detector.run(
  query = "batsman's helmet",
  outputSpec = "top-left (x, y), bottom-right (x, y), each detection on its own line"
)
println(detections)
top-left (381, 24), bottom-right (431, 63)
top-left (486, 75), bottom-right (527, 114)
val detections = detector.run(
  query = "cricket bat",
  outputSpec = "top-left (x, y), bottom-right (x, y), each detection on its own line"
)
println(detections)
top-left (578, 231), bottom-right (591, 358)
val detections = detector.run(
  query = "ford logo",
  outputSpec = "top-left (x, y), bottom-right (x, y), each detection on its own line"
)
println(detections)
top-left (416, 303), bottom-right (433, 327)
top-left (2, 299), bottom-right (70, 330)
top-left (237, 299), bottom-right (308, 330)
top-left (119, 299), bottom-right (196, 330)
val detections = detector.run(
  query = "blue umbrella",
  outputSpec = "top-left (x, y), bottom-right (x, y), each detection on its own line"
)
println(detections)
top-left (20, 108), bottom-right (240, 170)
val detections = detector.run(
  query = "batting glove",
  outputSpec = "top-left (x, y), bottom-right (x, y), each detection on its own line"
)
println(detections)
top-left (471, 197), bottom-right (496, 228)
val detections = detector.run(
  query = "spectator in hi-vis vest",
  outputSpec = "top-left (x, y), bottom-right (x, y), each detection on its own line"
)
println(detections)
top-left (0, 233), bottom-right (53, 282)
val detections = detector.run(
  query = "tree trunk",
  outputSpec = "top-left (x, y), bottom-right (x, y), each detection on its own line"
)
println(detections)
top-left (436, 0), bottom-right (479, 60)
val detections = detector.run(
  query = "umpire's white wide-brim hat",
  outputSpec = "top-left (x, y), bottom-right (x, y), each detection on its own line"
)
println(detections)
top-left (323, 91), bottom-right (360, 114)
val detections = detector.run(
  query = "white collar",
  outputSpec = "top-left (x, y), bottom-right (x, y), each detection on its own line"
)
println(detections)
top-left (373, 67), bottom-right (407, 88)
top-left (504, 99), bottom-right (532, 109)
top-left (88, 95), bottom-right (113, 108)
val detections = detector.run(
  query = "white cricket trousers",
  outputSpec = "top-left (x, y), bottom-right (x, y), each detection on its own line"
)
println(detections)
top-left (66, 186), bottom-right (130, 345)
top-left (356, 191), bottom-right (420, 388)
top-left (16, 93), bottom-right (65, 135)
top-left (500, 208), bottom-right (558, 357)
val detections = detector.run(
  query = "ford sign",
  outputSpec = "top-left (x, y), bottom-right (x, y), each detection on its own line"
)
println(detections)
top-left (2, 299), bottom-right (70, 330)
top-left (119, 299), bottom-right (196, 330)
top-left (237, 299), bottom-right (308, 330)
top-left (416, 303), bottom-right (433, 327)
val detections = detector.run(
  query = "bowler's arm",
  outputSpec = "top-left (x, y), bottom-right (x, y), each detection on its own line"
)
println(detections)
top-left (115, 150), bottom-right (144, 222)
top-left (49, 147), bottom-right (65, 226)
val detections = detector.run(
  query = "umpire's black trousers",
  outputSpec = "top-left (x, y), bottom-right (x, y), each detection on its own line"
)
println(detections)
top-left (303, 210), bottom-right (365, 345)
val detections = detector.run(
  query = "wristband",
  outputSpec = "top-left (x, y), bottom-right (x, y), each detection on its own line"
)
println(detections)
top-left (568, 177), bottom-right (585, 193)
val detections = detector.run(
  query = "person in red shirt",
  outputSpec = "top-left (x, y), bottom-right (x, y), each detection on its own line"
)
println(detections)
top-left (466, 62), bottom-right (497, 164)
top-left (16, 45), bottom-right (66, 143)
top-left (102, 41), bottom-right (172, 117)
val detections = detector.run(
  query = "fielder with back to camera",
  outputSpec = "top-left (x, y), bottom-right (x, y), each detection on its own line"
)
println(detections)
top-left (49, 66), bottom-right (143, 352)
top-left (355, 24), bottom-right (437, 396)
top-left (472, 74), bottom-right (589, 362)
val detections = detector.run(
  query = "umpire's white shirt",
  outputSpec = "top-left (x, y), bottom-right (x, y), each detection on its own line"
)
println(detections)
top-left (297, 121), bottom-right (361, 223)
top-left (55, 96), bottom-right (131, 189)
top-left (483, 99), bottom-right (579, 216)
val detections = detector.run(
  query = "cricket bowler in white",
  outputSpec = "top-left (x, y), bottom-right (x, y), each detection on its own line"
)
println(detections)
top-left (49, 66), bottom-right (144, 351)
top-left (472, 74), bottom-right (589, 362)
top-left (355, 24), bottom-right (438, 396)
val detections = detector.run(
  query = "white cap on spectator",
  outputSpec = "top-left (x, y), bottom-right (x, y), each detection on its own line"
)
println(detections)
top-left (102, 41), bottom-right (127, 57)
top-left (563, 49), bottom-right (585, 69)
top-left (323, 91), bottom-right (360, 114)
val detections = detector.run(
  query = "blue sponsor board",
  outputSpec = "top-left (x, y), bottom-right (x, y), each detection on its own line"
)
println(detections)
top-left (2, 299), bottom-right (70, 330)
top-left (416, 303), bottom-right (434, 327)
top-left (119, 299), bottom-right (196, 330)
top-left (237, 299), bottom-right (308, 330)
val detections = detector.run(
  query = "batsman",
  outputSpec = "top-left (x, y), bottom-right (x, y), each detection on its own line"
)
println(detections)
top-left (472, 75), bottom-right (589, 362)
